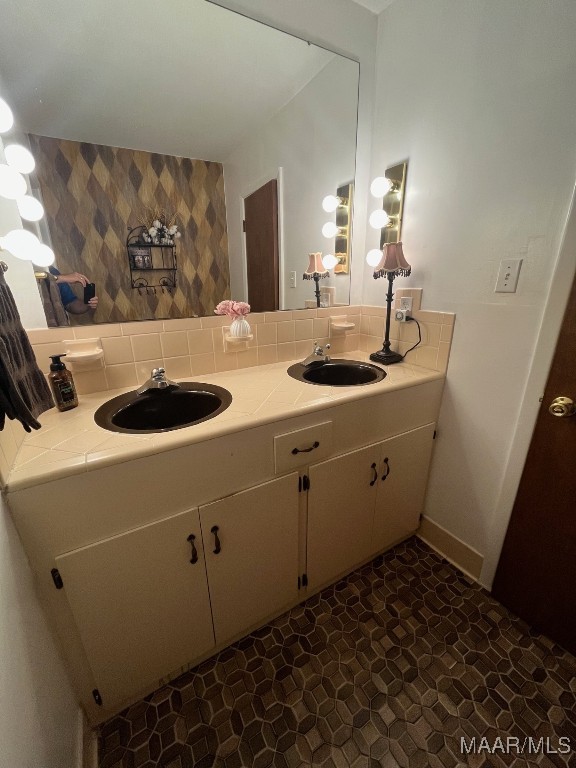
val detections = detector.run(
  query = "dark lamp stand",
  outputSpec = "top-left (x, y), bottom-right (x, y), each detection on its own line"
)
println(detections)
top-left (369, 272), bottom-right (403, 365)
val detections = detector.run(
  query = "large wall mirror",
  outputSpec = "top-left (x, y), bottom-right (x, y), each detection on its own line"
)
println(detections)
top-left (0, 0), bottom-right (359, 328)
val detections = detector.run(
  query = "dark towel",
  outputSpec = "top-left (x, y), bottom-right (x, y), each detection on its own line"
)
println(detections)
top-left (0, 270), bottom-right (54, 432)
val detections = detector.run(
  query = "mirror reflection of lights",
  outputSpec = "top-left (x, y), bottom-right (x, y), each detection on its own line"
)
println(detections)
top-left (322, 221), bottom-right (339, 238)
top-left (0, 228), bottom-right (41, 259)
top-left (0, 98), bottom-right (14, 133)
top-left (322, 195), bottom-right (340, 213)
top-left (366, 249), bottom-right (383, 267)
top-left (322, 253), bottom-right (338, 270)
top-left (5, 144), bottom-right (36, 174)
top-left (32, 243), bottom-right (56, 267)
top-left (17, 195), bottom-right (45, 222)
top-left (0, 164), bottom-right (27, 200)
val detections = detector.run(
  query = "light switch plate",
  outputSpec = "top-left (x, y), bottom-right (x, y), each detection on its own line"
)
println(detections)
top-left (495, 259), bottom-right (523, 293)
top-left (290, 271), bottom-right (297, 288)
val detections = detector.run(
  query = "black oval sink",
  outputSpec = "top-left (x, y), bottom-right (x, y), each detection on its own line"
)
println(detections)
top-left (287, 359), bottom-right (386, 386)
top-left (94, 383), bottom-right (233, 434)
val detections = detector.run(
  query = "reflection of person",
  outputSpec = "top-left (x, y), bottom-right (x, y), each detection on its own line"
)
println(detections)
top-left (48, 266), bottom-right (99, 315)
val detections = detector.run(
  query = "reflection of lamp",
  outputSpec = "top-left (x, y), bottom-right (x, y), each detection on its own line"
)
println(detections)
top-left (303, 252), bottom-right (329, 308)
top-left (368, 242), bottom-right (411, 366)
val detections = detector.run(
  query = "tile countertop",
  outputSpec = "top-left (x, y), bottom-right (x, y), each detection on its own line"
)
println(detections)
top-left (6, 352), bottom-right (444, 493)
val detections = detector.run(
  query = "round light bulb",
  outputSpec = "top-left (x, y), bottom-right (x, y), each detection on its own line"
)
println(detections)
top-left (5, 144), bottom-right (35, 174)
top-left (369, 209), bottom-right (390, 229)
top-left (0, 98), bottom-right (14, 133)
top-left (0, 164), bottom-right (27, 200)
top-left (0, 228), bottom-right (41, 260)
top-left (370, 176), bottom-right (393, 197)
top-left (366, 249), bottom-right (383, 267)
top-left (322, 253), bottom-right (338, 270)
top-left (322, 195), bottom-right (339, 213)
top-left (17, 195), bottom-right (45, 222)
top-left (322, 221), bottom-right (338, 238)
top-left (32, 243), bottom-right (56, 267)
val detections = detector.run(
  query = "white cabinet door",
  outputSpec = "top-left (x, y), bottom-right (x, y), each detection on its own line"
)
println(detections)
top-left (56, 508), bottom-right (214, 709)
top-left (200, 473), bottom-right (300, 646)
top-left (373, 423), bottom-right (436, 550)
top-left (307, 445), bottom-right (379, 591)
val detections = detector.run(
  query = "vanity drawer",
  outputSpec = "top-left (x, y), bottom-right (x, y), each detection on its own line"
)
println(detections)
top-left (274, 422), bottom-right (333, 474)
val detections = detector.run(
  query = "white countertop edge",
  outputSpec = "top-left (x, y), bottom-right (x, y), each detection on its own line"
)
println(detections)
top-left (6, 353), bottom-right (444, 494)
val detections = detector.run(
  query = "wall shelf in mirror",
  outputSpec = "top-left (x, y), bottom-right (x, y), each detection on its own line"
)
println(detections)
top-left (126, 226), bottom-right (177, 294)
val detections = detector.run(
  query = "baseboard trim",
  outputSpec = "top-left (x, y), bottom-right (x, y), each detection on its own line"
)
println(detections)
top-left (418, 516), bottom-right (484, 581)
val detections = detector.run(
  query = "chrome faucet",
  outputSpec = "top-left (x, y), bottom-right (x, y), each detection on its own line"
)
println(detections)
top-left (302, 341), bottom-right (331, 367)
top-left (136, 367), bottom-right (180, 395)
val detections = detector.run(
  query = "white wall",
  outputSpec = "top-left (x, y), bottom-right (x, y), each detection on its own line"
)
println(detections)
top-left (225, 56), bottom-right (358, 309)
top-left (0, 491), bottom-right (80, 768)
top-left (367, 0), bottom-right (576, 559)
top-left (210, 0), bottom-right (377, 307)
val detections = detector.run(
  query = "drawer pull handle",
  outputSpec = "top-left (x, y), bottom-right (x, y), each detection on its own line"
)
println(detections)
top-left (381, 457), bottom-right (391, 481)
top-left (370, 462), bottom-right (378, 486)
top-left (292, 441), bottom-right (320, 455)
top-left (187, 533), bottom-right (198, 564)
top-left (211, 525), bottom-right (221, 554)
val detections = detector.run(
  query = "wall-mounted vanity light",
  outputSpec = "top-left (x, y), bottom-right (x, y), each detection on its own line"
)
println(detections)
top-left (321, 182), bottom-right (353, 276)
top-left (0, 98), bottom-right (14, 133)
top-left (0, 92), bottom-right (55, 266)
top-left (368, 161), bottom-right (407, 248)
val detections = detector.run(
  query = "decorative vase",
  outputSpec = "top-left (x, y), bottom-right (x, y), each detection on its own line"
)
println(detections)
top-left (229, 316), bottom-right (251, 338)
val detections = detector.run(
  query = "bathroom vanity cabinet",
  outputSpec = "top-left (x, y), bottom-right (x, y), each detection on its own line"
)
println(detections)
top-left (7, 374), bottom-right (444, 723)
top-left (307, 423), bottom-right (435, 590)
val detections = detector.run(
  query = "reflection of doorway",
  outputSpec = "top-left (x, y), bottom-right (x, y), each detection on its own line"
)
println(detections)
top-left (491, 268), bottom-right (576, 655)
top-left (243, 179), bottom-right (279, 313)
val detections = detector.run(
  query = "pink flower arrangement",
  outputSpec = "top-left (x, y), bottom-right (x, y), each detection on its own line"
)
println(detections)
top-left (214, 300), bottom-right (251, 318)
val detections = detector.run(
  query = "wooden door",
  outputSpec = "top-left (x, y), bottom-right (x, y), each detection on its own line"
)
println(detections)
top-left (56, 508), bottom-right (214, 708)
top-left (244, 179), bottom-right (279, 312)
top-left (307, 445), bottom-right (379, 591)
top-left (492, 273), bottom-right (576, 655)
top-left (200, 474), bottom-right (299, 645)
top-left (373, 424), bottom-right (436, 552)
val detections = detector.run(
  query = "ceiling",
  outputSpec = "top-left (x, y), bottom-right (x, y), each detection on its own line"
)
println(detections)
top-left (0, 0), bottom-right (333, 161)
top-left (349, 0), bottom-right (397, 13)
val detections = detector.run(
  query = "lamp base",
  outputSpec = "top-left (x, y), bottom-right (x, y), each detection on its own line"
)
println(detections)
top-left (369, 349), bottom-right (403, 366)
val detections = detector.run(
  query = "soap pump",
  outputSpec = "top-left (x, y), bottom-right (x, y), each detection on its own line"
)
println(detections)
top-left (48, 354), bottom-right (78, 411)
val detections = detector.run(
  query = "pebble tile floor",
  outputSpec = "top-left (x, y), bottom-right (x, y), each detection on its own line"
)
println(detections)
top-left (98, 538), bottom-right (576, 768)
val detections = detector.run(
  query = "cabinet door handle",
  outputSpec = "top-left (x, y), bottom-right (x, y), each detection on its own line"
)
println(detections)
top-left (187, 533), bottom-right (198, 564)
top-left (381, 457), bottom-right (390, 481)
top-left (370, 462), bottom-right (378, 486)
top-left (211, 525), bottom-right (221, 554)
top-left (291, 441), bottom-right (320, 455)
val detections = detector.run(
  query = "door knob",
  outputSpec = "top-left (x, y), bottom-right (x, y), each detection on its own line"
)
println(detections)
top-left (548, 396), bottom-right (576, 418)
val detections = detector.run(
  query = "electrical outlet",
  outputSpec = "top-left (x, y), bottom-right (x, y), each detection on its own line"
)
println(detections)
top-left (399, 296), bottom-right (413, 312)
top-left (289, 271), bottom-right (297, 288)
top-left (495, 259), bottom-right (523, 293)
top-left (395, 309), bottom-right (410, 322)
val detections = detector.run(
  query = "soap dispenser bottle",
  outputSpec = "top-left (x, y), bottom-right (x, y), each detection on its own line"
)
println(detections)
top-left (48, 354), bottom-right (78, 411)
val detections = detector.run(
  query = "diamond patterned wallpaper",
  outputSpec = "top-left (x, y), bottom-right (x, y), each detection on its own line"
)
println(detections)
top-left (29, 135), bottom-right (230, 325)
